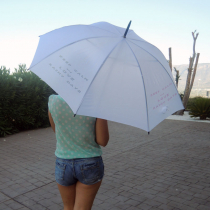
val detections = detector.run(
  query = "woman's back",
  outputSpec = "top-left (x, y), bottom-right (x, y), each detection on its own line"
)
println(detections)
top-left (48, 95), bottom-right (102, 159)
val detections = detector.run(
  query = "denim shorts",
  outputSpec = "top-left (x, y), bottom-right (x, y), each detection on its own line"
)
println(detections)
top-left (55, 156), bottom-right (104, 186)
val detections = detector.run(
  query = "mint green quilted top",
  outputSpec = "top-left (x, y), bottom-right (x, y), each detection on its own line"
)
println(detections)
top-left (48, 95), bottom-right (102, 159)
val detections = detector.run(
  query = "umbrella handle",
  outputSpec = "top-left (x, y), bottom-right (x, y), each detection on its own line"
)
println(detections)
top-left (123, 21), bottom-right (132, 38)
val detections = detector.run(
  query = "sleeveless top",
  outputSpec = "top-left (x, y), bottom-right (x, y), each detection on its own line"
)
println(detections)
top-left (48, 95), bottom-right (102, 159)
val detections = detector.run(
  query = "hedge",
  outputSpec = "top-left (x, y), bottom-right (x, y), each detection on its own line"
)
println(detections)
top-left (0, 64), bottom-right (56, 137)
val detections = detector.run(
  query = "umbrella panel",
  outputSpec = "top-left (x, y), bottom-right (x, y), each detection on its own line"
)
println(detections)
top-left (126, 40), bottom-right (184, 130)
top-left (31, 37), bottom-right (122, 112)
top-left (77, 40), bottom-right (148, 131)
top-left (30, 25), bottom-right (118, 68)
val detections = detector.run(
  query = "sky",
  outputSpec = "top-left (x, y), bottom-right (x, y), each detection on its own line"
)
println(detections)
top-left (1, 0), bottom-right (210, 72)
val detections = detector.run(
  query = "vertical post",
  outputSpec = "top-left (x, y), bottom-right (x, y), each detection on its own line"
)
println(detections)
top-left (176, 70), bottom-right (179, 88)
top-left (169, 48), bottom-right (172, 71)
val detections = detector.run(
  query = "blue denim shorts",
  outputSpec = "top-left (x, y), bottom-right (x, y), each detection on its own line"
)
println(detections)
top-left (55, 156), bottom-right (104, 186)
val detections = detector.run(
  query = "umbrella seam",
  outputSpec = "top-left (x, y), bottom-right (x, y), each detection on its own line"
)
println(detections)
top-left (114, 27), bottom-right (123, 36)
top-left (89, 25), bottom-right (120, 35)
top-left (91, 22), bottom-right (131, 36)
top-left (91, 24), bottom-right (121, 36)
top-left (29, 36), bottom-right (119, 69)
top-left (127, 30), bottom-right (133, 34)
top-left (127, 38), bottom-right (147, 43)
top-left (74, 38), bottom-right (124, 115)
top-left (124, 40), bottom-right (150, 132)
top-left (127, 39), bottom-right (180, 99)
top-left (128, 38), bottom-right (168, 57)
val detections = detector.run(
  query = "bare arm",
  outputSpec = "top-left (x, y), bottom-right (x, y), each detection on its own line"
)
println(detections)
top-left (48, 110), bottom-right (55, 133)
top-left (95, 118), bottom-right (109, 147)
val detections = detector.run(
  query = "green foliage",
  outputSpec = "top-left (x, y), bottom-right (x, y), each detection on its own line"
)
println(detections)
top-left (189, 97), bottom-right (210, 120)
top-left (0, 64), bottom-right (56, 137)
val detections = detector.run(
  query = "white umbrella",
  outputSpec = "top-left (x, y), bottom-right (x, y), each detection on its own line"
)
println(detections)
top-left (29, 21), bottom-right (184, 133)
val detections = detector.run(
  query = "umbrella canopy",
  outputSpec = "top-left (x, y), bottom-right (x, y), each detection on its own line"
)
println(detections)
top-left (29, 21), bottom-right (184, 132)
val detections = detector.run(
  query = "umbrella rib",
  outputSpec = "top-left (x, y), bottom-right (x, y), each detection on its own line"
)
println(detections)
top-left (128, 38), bottom-right (168, 54)
top-left (127, 38), bottom-right (147, 42)
top-left (127, 39), bottom-right (179, 93)
top-left (74, 38), bottom-right (124, 115)
top-left (124, 40), bottom-right (150, 132)
top-left (90, 25), bottom-right (121, 36)
top-left (114, 27), bottom-right (123, 36)
top-left (29, 36), bottom-right (119, 69)
top-left (127, 30), bottom-right (133, 34)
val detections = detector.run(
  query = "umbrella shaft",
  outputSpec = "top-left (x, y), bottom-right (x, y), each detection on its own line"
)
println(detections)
top-left (124, 21), bottom-right (132, 38)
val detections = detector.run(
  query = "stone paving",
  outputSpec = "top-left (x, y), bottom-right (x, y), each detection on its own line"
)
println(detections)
top-left (0, 119), bottom-right (210, 210)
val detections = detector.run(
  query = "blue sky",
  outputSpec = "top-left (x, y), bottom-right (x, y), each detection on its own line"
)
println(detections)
top-left (1, 0), bottom-right (209, 72)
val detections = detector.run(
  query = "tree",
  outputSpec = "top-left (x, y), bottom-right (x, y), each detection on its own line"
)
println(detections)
top-left (176, 31), bottom-right (200, 115)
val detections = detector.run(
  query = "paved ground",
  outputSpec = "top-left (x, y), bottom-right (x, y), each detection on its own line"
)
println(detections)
top-left (0, 119), bottom-right (210, 210)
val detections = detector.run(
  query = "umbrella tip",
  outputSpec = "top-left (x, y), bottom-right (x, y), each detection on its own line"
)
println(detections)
top-left (123, 20), bottom-right (132, 38)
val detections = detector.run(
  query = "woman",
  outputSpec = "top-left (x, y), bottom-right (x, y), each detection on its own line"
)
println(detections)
top-left (48, 94), bottom-right (109, 210)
